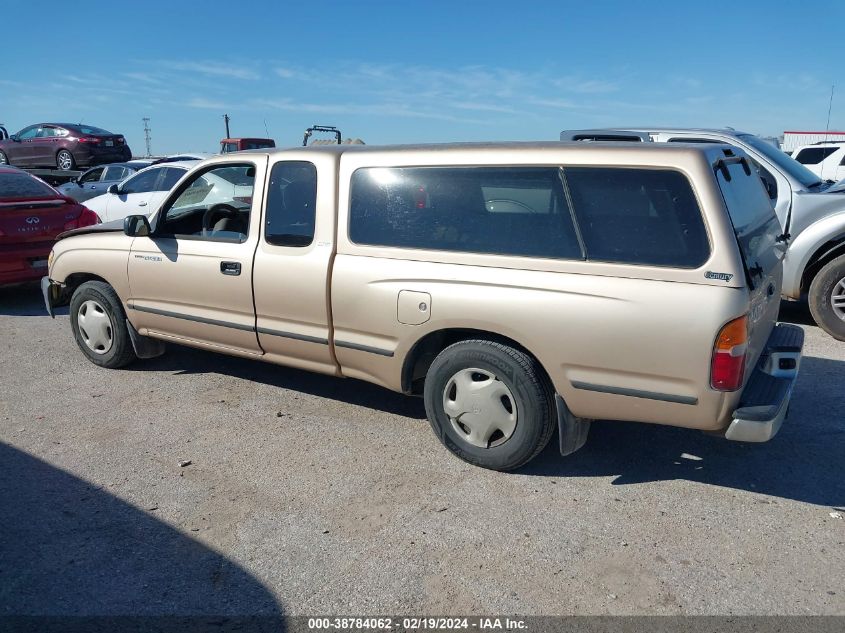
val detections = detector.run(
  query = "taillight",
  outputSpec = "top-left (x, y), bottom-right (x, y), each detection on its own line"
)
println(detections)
top-left (64, 207), bottom-right (100, 230)
top-left (77, 137), bottom-right (99, 144)
top-left (117, 137), bottom-right (125, 145)
top-left (711, 315), bottom-right (749, 391)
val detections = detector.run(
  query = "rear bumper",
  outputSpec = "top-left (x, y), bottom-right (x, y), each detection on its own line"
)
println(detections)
top-left (0, 248), bottom-right (51, 286)
top-left (725, 323), bottom-right (804, 442)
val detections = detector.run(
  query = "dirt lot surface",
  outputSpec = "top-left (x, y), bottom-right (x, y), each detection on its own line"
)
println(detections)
top-left (1, 284), bottom-right (843, 616)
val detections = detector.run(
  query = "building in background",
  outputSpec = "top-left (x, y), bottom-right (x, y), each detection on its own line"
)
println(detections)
top-left (782, 130), bottom-right (845, 153)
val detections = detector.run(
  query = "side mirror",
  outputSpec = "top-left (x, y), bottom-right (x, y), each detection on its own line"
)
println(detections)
top-left (107, 184), bottom-right (120, 195)
top-left (124, 215), bottom-right (151, 237)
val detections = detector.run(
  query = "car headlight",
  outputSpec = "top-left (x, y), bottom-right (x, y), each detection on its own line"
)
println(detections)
top-left (47, 249), bottom-right (54, 271)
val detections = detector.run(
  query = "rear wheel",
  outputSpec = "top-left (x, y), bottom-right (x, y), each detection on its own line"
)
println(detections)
top-left (69, 281), bottom-right (136, 368)
top-left (423, 339), bottom-right (556, 471)
top-left (0, 150), bottom-right (8, 165)
top-left (56, 149), bottom-right (75, 171)
top-left (809, 254), bottom-right (845, 341)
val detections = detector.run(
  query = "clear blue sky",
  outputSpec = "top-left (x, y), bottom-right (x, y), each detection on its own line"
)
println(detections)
top-left (2, 0), bottom-right (842, 154)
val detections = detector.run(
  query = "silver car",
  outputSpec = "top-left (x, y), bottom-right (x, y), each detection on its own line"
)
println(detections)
top-left (57, 161), bottom-right (153, 203)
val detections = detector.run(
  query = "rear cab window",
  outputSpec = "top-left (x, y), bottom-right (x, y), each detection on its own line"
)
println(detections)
top-left (716, 159), bottom-right (783, 288)
top-left (564, 167), bottom-right (711, 267)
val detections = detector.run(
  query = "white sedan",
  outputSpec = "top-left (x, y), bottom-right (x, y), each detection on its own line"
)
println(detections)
top-left (84, 161), bottom-right (252, 224)
top-left (84, 162), bottom-right (194, 223)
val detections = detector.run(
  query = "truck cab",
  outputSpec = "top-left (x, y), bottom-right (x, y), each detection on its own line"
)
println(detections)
top-left (220, 138), bottom-right (276, 153)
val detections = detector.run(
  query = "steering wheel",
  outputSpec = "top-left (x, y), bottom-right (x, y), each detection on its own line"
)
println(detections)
top-left (485, 198), bottom-right (537, 213)
top-left (202, 204), bottom-right (240, 232)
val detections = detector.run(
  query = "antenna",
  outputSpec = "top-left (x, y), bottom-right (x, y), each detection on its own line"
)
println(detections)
top-left (824, 84), bottom-right (835, 143)
top-left (142, 117), bottom-right (152, 157)
top-left (264, 118), bottom-right (270, 138)
top-left (223, 113), bottom-right (231, 138)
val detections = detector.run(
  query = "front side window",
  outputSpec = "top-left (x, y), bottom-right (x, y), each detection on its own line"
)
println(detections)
top-left (349, 166), bottom-right (581, 260)
top-left (79, 167), bottom-right (105, 184)
top-left (17, 126), bottom-right (37, 140)
top-left (794, 147), bottom-right (839, 165)
top-left (564, 167), bottom-right (710, 267)
top-left (121, 168), bottom-right (162, 194)
top-left (265, 161), bottom-right (317, 247)
top-left (158, 163), bottom-right (255, 242)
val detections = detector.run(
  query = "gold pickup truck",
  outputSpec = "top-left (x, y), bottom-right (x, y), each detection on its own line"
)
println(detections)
top-left (42, 142), bottom-right (803, 471)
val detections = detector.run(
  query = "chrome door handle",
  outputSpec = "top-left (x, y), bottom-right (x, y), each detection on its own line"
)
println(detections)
top-left (138, 201), bottom-right (148, 207)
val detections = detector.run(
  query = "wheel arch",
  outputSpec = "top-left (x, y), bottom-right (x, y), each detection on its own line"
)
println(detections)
top-left (55, 272), bottom-right (112, 305)
top-left (400, 327), bottom-right (553, 396)
top-left (800, 233), bottom-right (845, 295)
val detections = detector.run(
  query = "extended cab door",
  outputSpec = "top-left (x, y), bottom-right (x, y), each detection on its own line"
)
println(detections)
top-left (126, 158), bottom-right (267, 355)
top-left (252, 157), bottom-right (337, 374)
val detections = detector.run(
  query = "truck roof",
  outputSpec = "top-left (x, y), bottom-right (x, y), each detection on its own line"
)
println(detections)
top-left (236, 140), bottom-right (734, 158)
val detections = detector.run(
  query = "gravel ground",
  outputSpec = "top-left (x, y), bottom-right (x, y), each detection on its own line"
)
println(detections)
top-left (0, 284), bottom-right (843, 617)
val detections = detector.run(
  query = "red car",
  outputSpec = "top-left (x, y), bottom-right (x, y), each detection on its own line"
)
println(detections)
top-left (0, 166), bottom-right (99, 286)
top-left (0, 123), bottom-right (132, 171)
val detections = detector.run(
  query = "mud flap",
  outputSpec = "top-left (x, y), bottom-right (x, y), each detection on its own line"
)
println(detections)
top-left (126, 319), bottom-right (166, 359)
top-left (556, 394), bottom-right (591, 456)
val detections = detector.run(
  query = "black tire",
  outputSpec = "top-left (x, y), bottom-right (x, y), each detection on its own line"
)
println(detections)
top-left (56, 149), bottom-right (76, 171)
top-left (69, 281), bottom-right (137, 368)
top-left (423, 339), bottom-right (556, 471)
top-left (808, 254), bottom-right (845, 341)
top-left (0, 150), bottom-right (8, 165)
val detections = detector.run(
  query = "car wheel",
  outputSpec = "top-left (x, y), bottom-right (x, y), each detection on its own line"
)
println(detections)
top-left (423, 339), bottom-right (556, 471)
top-left (69, 281), bottom-right (137, 368)
top-left (56, 149), bottom-right (76, 171)
top-left (0, 150), bottom-right (8, 165)
top-left (808, 254), bottom-right (845, 341)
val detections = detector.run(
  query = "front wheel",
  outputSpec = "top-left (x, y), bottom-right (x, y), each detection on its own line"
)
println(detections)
top-left (808, 254), bottom-right (845, 341)
top-left (423, 339), bottom-right (556, 471)
top-left (0, 150), bottom-right (8, 165)
top-left (56, 149), bottom-right (76, 171)
top-left (69, 281), bottom-right (137, 368)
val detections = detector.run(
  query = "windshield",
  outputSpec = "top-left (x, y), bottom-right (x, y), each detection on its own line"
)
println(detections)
top-left (738, 134), bottom-right (821, 189)
top-left (0, 173), bottom-right (59, 200)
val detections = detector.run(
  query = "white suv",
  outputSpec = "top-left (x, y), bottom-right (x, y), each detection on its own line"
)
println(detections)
top-left (792, 142), bottom-right (845, 182)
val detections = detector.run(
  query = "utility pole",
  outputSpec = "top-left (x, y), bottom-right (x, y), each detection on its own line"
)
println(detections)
top-left (142, 117), bottom-right (152, 157)
top-left (223, 114), bottom-right (231, 138)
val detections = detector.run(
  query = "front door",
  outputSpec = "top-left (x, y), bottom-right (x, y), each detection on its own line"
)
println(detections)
top-left (12, 126), bottom-right (39, 166)
top-left (101, 166), bottom-right (166, 222)
top-left (127, 158), bottom-right (267, 355)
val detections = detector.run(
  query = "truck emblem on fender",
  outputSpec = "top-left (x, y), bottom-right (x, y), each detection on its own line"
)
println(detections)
top-left (705, 271), bottom-right (733, 282)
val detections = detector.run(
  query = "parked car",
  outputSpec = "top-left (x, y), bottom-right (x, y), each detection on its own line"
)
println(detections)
top-left (0, 166), bottom-right (98, 286)
top-left (220, 138), bottom-right (275, 153)
top-left (56, 161), bottom-right (154, 203)
top-left (43, 143), bottom-right (803, 471)
top-left (791, 142), bottom-right (845, 182)
top-left (0, 123), bottom-right (131, 170)
top-left (83, 162), bottom-right (192, 223)
top-left (561, 128), bottom-right (845, 340)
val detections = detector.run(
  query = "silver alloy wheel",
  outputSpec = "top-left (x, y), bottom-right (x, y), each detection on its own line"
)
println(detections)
top-left (832, 277), bottom-right (845, 321)
top-left (442, 367), bottom-right (518, 448)
top-left (0, 151), bottom-right (7, 165)
top-left (57, 151), bottom-right (73, 170)
top-left (77, 300), bottom-right (114, 354)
